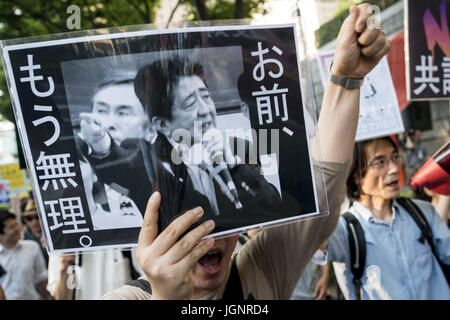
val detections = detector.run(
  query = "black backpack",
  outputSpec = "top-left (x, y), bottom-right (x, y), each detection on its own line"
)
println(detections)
top-left (342, 197), bottom-right (450, 299)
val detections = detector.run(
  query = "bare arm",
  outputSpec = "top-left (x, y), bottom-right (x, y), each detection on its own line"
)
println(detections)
top-left (53, 272), bottom-right (73, 300)
top-left (53, 255), bottom-right (76, 300)
top-left (313, 83), bottom-right (359, 163)
top-left (313, 4), bottom-right (391, 163)
top-left (314, 262), bottom-right (330, 300)
top-left (37, 280), bottom-right (49, 300)
top-left (435, 195), bottom-right (450, 223)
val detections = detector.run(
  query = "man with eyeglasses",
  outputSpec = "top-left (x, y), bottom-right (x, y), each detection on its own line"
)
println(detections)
top-left (326, 136), bottom-right (450, 299)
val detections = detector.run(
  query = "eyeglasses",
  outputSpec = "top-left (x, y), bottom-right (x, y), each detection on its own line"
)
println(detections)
top-left (24, 215), bottom-right (39, 222)
top-left (368, 155), bottom-right (404, 170)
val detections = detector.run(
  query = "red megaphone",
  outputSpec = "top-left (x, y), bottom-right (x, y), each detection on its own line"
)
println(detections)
top-left (410, 140), bottom-right (450, 195)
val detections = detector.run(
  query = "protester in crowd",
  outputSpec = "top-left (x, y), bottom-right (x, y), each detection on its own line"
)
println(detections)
top-left (291, 237), bottom-right (332, 300)
top-left (102, 3), bottom-right (391, 300)
top-left (77, 71), bottom-right (154, 215)
top-left (0, 210), bottom-right (48, 300)
top-left (21, 197), bottom-right (48, 266)
top-left (327, 136), bottom-right (450, 299)
top-left (291, 260), bottom-right (330, 300)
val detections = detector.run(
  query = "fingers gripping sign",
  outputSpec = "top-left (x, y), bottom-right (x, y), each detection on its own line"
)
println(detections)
top-left (136, 192), bottom-right (216, 300)
top-left (332, 4), bottom-right (391, 79)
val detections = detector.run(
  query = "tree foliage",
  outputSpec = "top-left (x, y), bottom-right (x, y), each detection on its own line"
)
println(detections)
top-left (0, 0), bottom-right (266, 121)
top-left (333, 0), bottom-right (361, 18)
top-left (315, 0), bottom-right (401, 48)
top-left (182, 0), bottom-right (266, 21)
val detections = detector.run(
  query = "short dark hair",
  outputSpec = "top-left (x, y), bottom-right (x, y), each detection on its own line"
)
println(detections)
top-left (134, 56), bottom-right (205, 121)
top-left (346, 136), bottom-right (399, 200)
top-left (0, 209), bottom-right (16, 234)
top-left (91, 71), bottom-right (137, 109)
top-left (95, 71), bottom-right (136, 93)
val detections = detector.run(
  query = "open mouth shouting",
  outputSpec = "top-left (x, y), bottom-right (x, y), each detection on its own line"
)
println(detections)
top-left (198, 248), bottom-right (224, 276)
top-left (385, 179), bottom-right (399, 190)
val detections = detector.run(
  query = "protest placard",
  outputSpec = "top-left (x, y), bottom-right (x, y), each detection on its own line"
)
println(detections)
top-left (317, 51), bottom-right (404, 141)
top-left (1, 24), bottom-right (325, 253)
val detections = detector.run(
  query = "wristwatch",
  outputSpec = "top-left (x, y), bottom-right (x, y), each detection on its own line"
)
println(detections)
top-left (329, 72), bottom-right (364, 89)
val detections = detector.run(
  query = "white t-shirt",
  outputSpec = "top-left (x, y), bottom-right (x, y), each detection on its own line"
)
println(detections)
top-left (0, 240), bottom-right (48, 300)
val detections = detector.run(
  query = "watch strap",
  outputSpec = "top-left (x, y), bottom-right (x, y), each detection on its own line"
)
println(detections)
top-left (329, 73), bottom-right (364, 89)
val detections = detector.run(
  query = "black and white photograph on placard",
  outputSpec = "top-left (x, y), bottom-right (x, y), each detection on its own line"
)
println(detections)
top-left (1, 24), bottom-right (321, 253)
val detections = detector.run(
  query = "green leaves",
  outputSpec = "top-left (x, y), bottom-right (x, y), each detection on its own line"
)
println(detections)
top-left (315, 0), bottom-right (401, 48)
top-left (183, 0), bottom-right (265, 21)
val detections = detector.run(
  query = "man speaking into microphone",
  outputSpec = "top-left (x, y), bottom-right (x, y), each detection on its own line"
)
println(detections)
top-left (133, 56), bottom-right (292, 234)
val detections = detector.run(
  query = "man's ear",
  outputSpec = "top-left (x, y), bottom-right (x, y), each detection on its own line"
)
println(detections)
top-left (152, 116), bottom-right (171, 136)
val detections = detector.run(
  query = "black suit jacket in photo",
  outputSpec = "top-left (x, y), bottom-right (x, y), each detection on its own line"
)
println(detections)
top-left (151, 134), bottom-right (301, 234)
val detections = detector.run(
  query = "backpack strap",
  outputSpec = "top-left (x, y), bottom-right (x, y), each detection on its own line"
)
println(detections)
top-left (396, 197), bottom-right (450, 286)
top-left (126, 255), bottom-right (252, 300)
top-left (342, 212), bottom-right (366, 299)
top-left (128, 277), bottom-right (152, 295)
top-left (396, 197), bottom-right (432, 244)
top-left (238, 233), bottom-right (250, 246)
top-left (0, 264), bottom-right (6, 278)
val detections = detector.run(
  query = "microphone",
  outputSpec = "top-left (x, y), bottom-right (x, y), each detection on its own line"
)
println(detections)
top-left (209, 162), bottom-right (243, 211)
top-left (201, 130), bottom-right (243, 211)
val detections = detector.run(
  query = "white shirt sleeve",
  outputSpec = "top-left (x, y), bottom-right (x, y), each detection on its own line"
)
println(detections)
top-left (311, 249), bottom-right (328, 266)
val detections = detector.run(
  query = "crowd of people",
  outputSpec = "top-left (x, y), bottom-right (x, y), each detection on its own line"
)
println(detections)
top-left (0, 3), bottom-right (449, 300)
